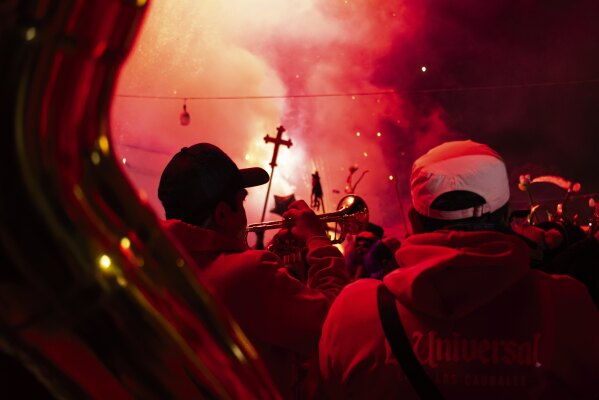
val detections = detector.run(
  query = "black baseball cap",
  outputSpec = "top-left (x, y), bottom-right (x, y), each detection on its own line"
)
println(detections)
top-left (158, 143), bottom-right (269, 222)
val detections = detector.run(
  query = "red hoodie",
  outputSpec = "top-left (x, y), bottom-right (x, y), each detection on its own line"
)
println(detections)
top-left (319, 230), bottom-right (599, 399)
top-left (162, 219), bottom-right (348, 399)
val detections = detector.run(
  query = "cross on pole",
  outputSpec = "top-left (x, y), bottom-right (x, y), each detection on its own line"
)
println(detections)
top-left (260, 125), bottom-right (293, 222)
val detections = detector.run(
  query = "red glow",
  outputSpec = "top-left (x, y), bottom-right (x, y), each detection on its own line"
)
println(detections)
top-left (111, 0), bottom-right (431, 238)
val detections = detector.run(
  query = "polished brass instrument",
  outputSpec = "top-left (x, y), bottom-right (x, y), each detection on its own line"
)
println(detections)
top-left (247, 195), bottom-right (369, 244)
top-left (517, 174), bottom-right (581, 226)
top-left (0, 1), bottom-right (278, 398)
top-left (515, 174), bottom-right (594, 243)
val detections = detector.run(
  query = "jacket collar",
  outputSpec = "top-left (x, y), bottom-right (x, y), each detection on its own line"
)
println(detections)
top-left (161, 219), bottom-right (248, 253)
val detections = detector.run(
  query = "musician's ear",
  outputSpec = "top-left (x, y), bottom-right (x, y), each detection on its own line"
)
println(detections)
top-left (213, 201), bottom-right (229, 227)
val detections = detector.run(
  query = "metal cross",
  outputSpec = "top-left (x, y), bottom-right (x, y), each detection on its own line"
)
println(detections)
top-left (264, 125), bottom-right (293, 168)
top-left (260, 125), bottom-right (293, 223)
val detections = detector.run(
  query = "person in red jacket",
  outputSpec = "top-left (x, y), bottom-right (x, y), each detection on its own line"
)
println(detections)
top-left (158, 143), bottom-right (349, 398)
top-left (319, 140), bottom-right (599, 399)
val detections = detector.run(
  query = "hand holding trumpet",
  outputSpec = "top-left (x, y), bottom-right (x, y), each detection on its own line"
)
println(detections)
top-left (276, 200), bottom-right (328, 246)
top-left (246, 195), bottom-right (369, 246)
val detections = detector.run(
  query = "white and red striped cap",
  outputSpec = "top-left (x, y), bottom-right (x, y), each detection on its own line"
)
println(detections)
top-left (410, 140), bottom-right (510, 220)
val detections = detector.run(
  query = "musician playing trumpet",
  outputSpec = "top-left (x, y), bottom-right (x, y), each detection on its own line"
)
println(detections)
top-left (158, 143), bottom-right (349, 399)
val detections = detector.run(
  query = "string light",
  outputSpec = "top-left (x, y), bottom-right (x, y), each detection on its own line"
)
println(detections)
top-left (356, 131), bottom-right (361, 137)
top-left (91, 151), bottom-right (101, 165)
top-left (376, 132), bottom-right (382, 137)
top-left (389, 175), bottom-right (394, 181)
top-left (120, 237), bottom-right (131, 250)
top-left (25, 27), bottom-right (36, 41)
top-left (115, 78), bottom-right (599, 102)
top-left (99, 255), bottom-right (112, 270)
top-left (98, 135), bottom-right (110, 155)
top-left (421, 66), bottom-right (427, 72)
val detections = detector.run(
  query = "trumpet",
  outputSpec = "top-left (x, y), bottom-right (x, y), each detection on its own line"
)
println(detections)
top-left (247, 195), bottom-right (369, 244)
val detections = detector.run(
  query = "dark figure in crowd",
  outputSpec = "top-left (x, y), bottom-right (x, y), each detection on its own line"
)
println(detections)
top-left (158, 143), bottom-right (349, 398)
top-left (319, 140), bottom-right (599, 399)
top-left (344, 223), bottom-right (400, 280)
top-left (311, 170), bottom-right (324, 212)
top-left (363, 236), bottom-right (401, 279)
top-left (547, 228), bottom-right (599, 307)
top-left (344, 230), bottom-right (378, 280)
top-left (512, 215), bottom-right (599, 308)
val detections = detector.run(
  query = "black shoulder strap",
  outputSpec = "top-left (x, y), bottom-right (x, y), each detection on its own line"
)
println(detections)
top-left (377, 284), bottom-right (444, 400)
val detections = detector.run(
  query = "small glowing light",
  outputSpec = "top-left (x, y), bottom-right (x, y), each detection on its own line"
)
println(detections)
top-left (122, 157), bottom-right (127, 165)
top-left (99, 255), bottom-right (111, 270)
top-left (73, 185), bottom-right (83, 200)
top-left (138, 190), bottom-right (148, 201)
top-left (136, 0), bottom-right (148, 6)
top-left (244, 154), bottom-right (250, 161)
top-left (116, 276), bottom-right (128, 287)
top-left (363, 152), bottom-right (368, 157)
top-left (98, 135), bottom-right (110, 155)
top-left (389, 175), bottom-right (394, 181)
top-left (25, 27), bottom-right (36, 41)
top-left (91, 151), bottom-right (101, 165)
top-left (377, 132), bottom-right (382, 137)
top-left (376, 98), bottom-right (381, 103)
top-left (351, 95), bottom-right (356, 100)
top-left (176, 258), bottom-right (185, 268)
top-left (421, 66), bottom-right (427, 72)
top-left (120, 237), bottom-right (131, 250)
top-left (356, 131), bottom-right (361, 137)
top-left (232, 344), bottom-right (244, 359)
top-left (295, 74), bottom-right (300, 78)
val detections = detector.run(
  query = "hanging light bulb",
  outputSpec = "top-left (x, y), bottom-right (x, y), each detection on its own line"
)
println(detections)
top-left (180, 99), bottom-right (190, 126)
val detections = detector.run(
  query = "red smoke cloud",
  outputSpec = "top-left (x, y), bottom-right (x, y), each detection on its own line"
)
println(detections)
top-left (111, 0), bottom-right (438, 239)
top-left (112, 0), bottom-right (599, 238)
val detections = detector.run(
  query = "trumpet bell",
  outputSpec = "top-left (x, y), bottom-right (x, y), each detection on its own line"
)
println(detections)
top-left (325, 195), bottom-right (369, 242)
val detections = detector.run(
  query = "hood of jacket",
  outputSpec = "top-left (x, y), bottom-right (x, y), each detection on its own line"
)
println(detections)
top-left (384, 230), bottom-right (531, 320)
top-left (161, 219), bottom-right (248, 260)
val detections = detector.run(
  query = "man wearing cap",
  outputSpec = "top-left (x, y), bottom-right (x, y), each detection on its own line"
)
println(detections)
top-left (158, 143), bottom-right (349, 398)
top-left (319, 140), bottom-right (599, 399)
top-left (345, 230), bottom-right (378, 280)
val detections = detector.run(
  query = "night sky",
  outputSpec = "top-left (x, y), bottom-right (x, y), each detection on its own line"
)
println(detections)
top-left (112, 0), bottom-right (599, 238)
top-left (374, 0), bottom-right (599, 207)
